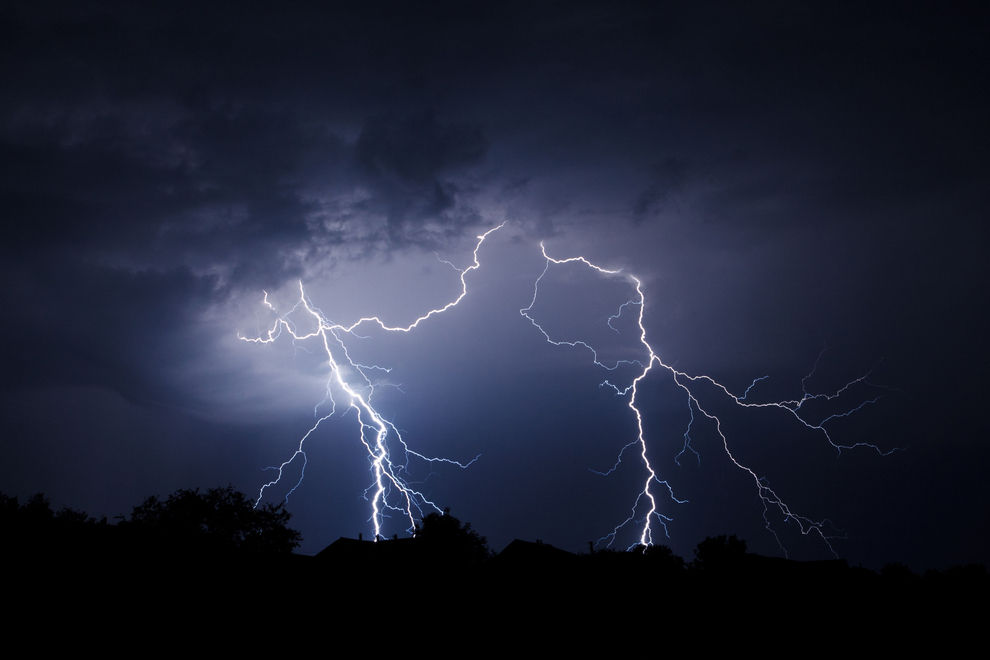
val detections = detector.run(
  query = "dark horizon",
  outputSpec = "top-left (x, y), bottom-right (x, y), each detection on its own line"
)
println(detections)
top-left (6, 485), bottom-right (984, 649)
top-left (1, 1), bottom-right (987, 573)
top-left (7, 486), bottom-right (989, 581)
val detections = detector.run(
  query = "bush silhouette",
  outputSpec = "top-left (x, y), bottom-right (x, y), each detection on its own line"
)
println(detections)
top-left (123, 486), bottom-right (301, 555)
top-left (642, 543), bottom-right (687, 572)
top-left (693, 534), bottom-right (747, 571)
top-left (415, 510), bottom-right (491, 565)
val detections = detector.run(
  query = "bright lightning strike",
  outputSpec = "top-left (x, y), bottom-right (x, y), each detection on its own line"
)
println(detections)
top-left (238, 225), bottom-right (503, 540)
top-left (522, 241), bottom-right (894, 556)
top-left (241, 222), bottom-right (891, 556)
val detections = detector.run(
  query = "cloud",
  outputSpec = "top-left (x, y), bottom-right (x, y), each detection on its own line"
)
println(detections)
top-left (632, 157), bottom-right (689, 223)
top-left (0, 257), bottom-right (222, 407)
top-left (354, 111), bottom-right (488, 240)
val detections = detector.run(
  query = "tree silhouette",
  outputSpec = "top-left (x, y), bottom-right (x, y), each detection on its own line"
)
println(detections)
top-left (415, 510), bottom-right (491, 565)
top-left (693, 534), bottom-right (747, 572)
top-left (642, 543), bottom-right (687, 573)
top-left (0, 492), bottom-right (109, 560)
top-left (123, 486), bottom-right (301, 555)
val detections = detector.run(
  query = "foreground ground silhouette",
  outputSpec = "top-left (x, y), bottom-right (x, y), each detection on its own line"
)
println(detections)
top-left (3, 488), bottom-right (986, 646)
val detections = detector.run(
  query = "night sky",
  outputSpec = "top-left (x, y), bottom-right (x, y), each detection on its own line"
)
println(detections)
top-left (2, 1), bottom-right (987, 570)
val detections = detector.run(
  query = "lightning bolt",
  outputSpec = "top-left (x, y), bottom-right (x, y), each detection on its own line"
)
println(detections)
top-left (239, 224), bottom-right (503, 540)
top-left (241, 222), bottom-right (891, 556)
top-left (522, 241), bottom-right (894, 556)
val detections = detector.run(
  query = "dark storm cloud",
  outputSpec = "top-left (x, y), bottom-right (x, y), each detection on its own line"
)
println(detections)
top-left (355, 111), bottom-right (488, 240)
top-left (357, 113), bottom-right (487, 184)
top-left (0, 256), bottom-right (220, 404)
top-left (632, 158), bottom-right (689, 223)
top-left (0, 103), bottom-right (332, 290)
top-left (0, 2), bottom-right (503, 279)
top-left (0, 1), bottom-right (505, 412)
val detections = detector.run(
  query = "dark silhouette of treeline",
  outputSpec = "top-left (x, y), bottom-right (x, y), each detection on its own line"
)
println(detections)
top-left (3, 487), bottom-right (986, 637)
top-left (1, 486), bottom-right (299, 561)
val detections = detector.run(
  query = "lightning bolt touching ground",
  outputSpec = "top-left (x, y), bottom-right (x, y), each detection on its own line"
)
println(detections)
top-left (241, 222), bottom-right (891, 556)
top-left (239, 225), bottom-right (503, 540)
top-left (522, 241), bottom-right (895, 556)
